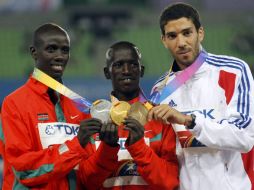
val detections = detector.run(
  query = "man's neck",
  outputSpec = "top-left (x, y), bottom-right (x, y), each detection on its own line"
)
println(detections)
top-left (112, 90), bottom-right (139, 102)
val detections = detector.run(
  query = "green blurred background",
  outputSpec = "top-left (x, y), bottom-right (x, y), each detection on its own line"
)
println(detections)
top-left (0, 0), bottom-right (254, 102)
top-left (0, 0), bottom-right (254, 186)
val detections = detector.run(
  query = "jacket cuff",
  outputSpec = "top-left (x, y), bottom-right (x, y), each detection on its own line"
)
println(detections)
top-left (125, 138), bottom-right (148, 160)
top-left (65, 136), bottom-right (91, 158)
top-left (95, 141), bottom-right (120, 170)
top-left (191, 113), bottom-right (204, 136)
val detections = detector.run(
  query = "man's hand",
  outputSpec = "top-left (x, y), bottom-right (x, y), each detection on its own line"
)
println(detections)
top-left (147, 104), bottom-right (190, 125)
top-left (78, 118), bottom-right (102, 147)
top-left (99, 123), bottom-right (119, 147)
top-left (123, 117), bottom-right (144, 146)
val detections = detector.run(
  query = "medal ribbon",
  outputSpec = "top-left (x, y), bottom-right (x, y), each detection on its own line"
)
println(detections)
top-left (110, 88), bottom-right (147, 104)
top-left (150, 51), bottom-right (207, 148)
top-left (32, 68), bottom-right (92, 113)
top-left (152, 51), bottom-right (207, 104)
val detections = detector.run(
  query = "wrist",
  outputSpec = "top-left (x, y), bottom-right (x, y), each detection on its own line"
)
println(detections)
top-left (184, 114), bottom-right (196, 129)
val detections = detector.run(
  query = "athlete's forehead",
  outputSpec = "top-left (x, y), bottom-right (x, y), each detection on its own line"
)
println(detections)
top-left (164, 17), bottom-right (195, 34)
top-left (33, 24), bottom-right (70, 47)
top-left (106, 45), bottom-right (141, 66)
top-left (111, 48), bottom-right (139, 62)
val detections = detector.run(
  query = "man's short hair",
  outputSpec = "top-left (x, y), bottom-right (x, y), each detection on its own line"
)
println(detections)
top-left (160, 3), bottom-right (201, 35)
top-left (105, 41), bottom-right (141, 67)
top-left (32, 23), bottom-right (69, 48)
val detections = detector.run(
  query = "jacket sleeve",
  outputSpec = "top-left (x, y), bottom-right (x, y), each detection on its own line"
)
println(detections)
top-left (0, 116), bottom-right (4, 156)
top-left (77, 141), bottom-right (119, 190)
top-left (1, 98), bottom-right (93, 187)
top-left (126, 125), bottom-right (179, 190)
top-left (192, 61), bottom-right (254, 152)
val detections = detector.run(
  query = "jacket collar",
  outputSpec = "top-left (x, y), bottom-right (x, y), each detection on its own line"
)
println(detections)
top-left (27, 76), bottom-right (49, 95)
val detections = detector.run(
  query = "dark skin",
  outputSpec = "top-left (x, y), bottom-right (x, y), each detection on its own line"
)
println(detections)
top-left (30, 24), bottom-right (99, 148)
top-left (123, 117), bottom-right (144, 145)
top-left (78, 118), bottom-right (102, 147)
top-left (30, 31), bottom-right (70, 82)
top-left (78, 45), bottom-right (146, 147)
top-left (104, 46), bottom-right (145, 145)
top-left (78, 118), bottom-right (119, 147)
top-left (99, 122), bottom-right (119, 146)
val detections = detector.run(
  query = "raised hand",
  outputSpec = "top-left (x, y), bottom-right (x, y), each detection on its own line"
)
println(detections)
top-left (99, 122), bottom-right (119, 147)
top-left (78, 118), bottom-right (102, 147)
top-left (147, 104), bottom-right (189, 125)
top-left (123, 117), bottom-right (144, 146)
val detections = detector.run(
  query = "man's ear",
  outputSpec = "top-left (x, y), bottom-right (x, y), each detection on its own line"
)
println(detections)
top-left (104, 67), bottom-right (111, 79)
top-left (161, 35), bottom-right (167, 49)
top-left (198, 26), bottom-right (205, 43)
top-left (140, 65), bottom-right (145, 77)
top-left (30, 46), bottom-right (37, 60)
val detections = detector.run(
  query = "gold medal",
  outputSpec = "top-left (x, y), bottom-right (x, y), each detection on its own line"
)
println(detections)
top-left (110, 101), bottom-right (131, 126)
top-left (90, 99), bottom-right (112, 123)
top-left (128, 102), bottom-right (149, 126)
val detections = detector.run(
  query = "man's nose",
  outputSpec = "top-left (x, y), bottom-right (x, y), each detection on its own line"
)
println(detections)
top-left (54, 50), bottom-right (66, 62)
top-left (177, 35), bottom-right (186, 48)
top-left (122, 63), bottom-right (131, 74)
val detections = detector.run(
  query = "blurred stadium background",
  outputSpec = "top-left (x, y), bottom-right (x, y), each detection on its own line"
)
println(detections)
top-left (0, 0), bottom-right (254, 186)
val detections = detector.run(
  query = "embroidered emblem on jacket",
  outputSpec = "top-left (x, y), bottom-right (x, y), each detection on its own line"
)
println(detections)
top-left (169, 100), bottom-right (177, 107)
top-left (37, 113), bottom-right (49, 121)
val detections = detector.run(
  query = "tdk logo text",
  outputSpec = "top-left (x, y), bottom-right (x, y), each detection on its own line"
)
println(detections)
top-left (45, 125), bottom-right (55, 135)
top-left (182, 109), bottom-right (215, 119)
top-left (45, 124), bottom-right (79, 135)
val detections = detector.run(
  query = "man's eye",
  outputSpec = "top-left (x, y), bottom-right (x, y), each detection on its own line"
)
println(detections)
top-left (166, 33), bottom-right (176, 40)
top-left (113, 62), bottom-right (122, 68)
top-left (62, 47), bottom-right (70, 54)
top-left (46, 45), bottom-right (57, 52)
top-left (183, 30), bottom-right (192, 36)
top-left (130, 61), bottom-right (139, 68)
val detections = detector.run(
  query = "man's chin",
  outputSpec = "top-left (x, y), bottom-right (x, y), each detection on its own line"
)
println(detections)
top-left (52, 74), bottom-right (63, 83)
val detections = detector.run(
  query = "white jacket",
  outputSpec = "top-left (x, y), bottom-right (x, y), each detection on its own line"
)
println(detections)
top-left (151, 52), bottom-right (254, 190)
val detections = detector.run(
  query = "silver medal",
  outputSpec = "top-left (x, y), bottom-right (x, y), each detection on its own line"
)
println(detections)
top-left (90, 99), bottom-right (112, 123)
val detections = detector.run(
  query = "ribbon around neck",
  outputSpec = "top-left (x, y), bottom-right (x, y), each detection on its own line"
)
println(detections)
top-left (151, 51), bottom-right (207, 104)
top-left (32, 68), bottom-right (92, 113)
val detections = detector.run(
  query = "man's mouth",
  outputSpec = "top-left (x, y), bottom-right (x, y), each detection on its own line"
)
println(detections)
top-left (178, 50), bottom-right (190, 55)
top-left (123, 78), bottom-right (131, 82)
top-left (51, 64), bottom-right (64, 72)
top-left (120, 77), bottom-right (134, 83)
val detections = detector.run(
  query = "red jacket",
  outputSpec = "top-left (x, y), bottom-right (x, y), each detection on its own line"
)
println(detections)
top-left (1, 77), bottom-right (119, 190)
top-left (97, 96), bottom-right (179, 190)
top-left (242, 148), bottom-right (254, 190)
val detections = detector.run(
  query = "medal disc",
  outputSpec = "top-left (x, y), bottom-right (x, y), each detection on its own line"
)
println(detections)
top-left (110, 101), bottom-right (131, 126)
top-left (128, 102), bottom-right (148, 126)
top-left (90, 99), bottom-right (112, 123)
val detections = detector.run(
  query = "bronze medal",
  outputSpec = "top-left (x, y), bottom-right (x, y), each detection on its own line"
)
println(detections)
top-left (90, 99), bottom-right (112, 123)
top-left (110, 101), bottom-right (131, 126)
top-left (128, 102), bottom-right (149, 126)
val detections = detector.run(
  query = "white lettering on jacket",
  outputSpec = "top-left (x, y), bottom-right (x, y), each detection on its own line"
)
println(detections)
top-left (38, 122), bottom-right (79, 149)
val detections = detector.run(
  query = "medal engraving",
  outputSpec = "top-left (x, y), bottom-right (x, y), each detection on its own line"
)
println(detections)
top-left (90, 99), bottom-right (112, 123)
top-left (110, 101), bottom-right (131, 125)
top-left (128, 102), bottom-right (148, 126)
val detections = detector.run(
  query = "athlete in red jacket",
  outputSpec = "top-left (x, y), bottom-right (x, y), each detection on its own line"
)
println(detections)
top-left (86, 41), bottom-right (179, 189)
top-left (1, 23), bottom-right (119, 190)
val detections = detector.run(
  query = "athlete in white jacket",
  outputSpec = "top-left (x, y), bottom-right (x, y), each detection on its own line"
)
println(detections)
top-left (148, 3), bottom-right (254, 190)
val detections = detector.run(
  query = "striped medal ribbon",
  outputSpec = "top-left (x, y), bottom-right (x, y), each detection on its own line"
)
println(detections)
top-left (32, 68), bottom-right (92, 113)
top-left (150, 51), bottom-right (207, 148)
